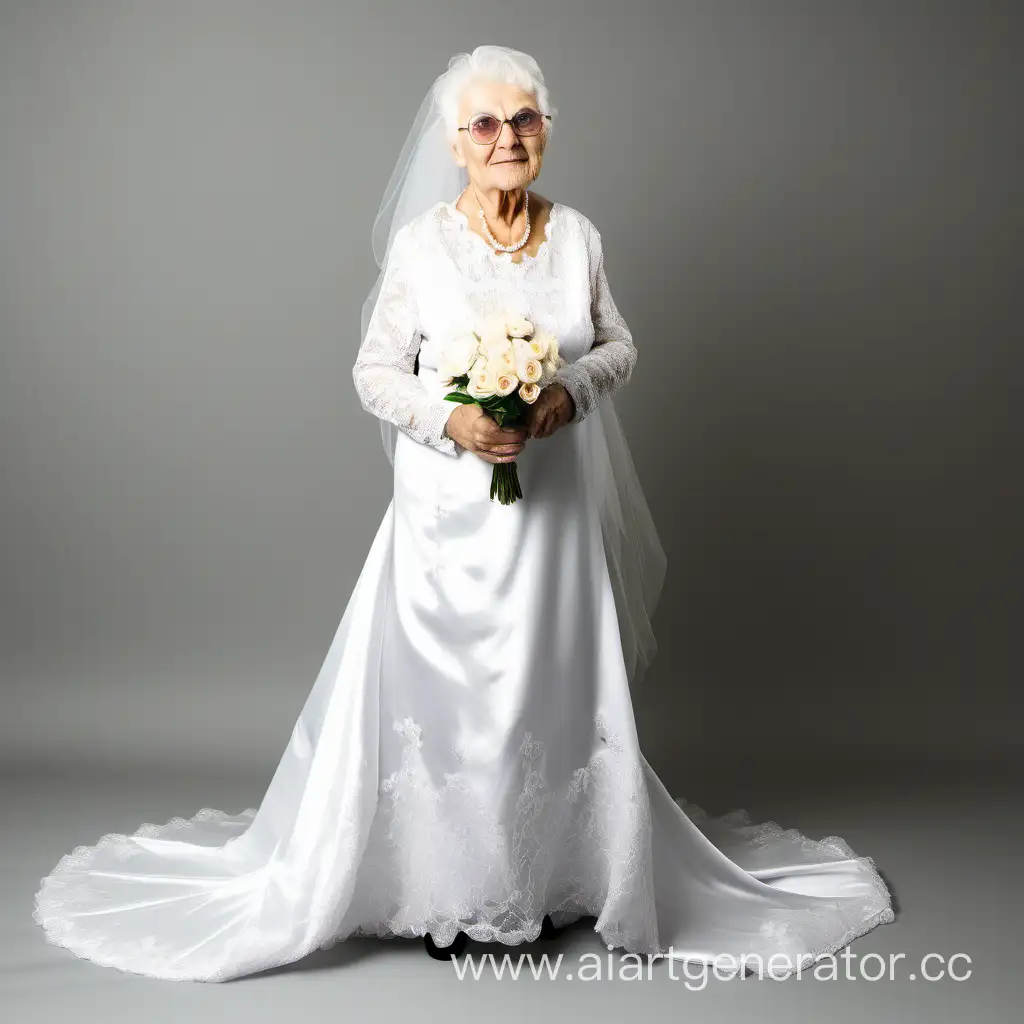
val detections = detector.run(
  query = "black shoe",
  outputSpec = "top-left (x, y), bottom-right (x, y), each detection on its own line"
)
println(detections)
top-left (539, 913), bottom-right (563, 940)
top-left (423, 929), bottom-right (468, 960)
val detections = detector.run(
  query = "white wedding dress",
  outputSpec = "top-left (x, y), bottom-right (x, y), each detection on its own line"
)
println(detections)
top-left (32, 198), bottom-right (895, 982)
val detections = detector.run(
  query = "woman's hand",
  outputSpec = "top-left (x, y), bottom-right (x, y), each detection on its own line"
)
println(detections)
top-left (444, 404), bottom-right (528, 464)
top-left (524, 383), bottom-right (575, 440)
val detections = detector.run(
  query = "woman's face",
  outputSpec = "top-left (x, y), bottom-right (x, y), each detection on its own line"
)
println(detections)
top-left (452, 78), bottom-right (547, 196)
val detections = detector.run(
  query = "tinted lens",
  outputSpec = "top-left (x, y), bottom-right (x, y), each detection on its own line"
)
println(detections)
top-left (469, 115), bottom-right (501, 143)
top-left (512, 108), bottom-right (543, 135)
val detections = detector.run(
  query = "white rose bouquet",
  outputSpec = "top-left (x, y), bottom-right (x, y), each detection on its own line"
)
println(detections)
top-left (437, 312), bottom-right (566, 505)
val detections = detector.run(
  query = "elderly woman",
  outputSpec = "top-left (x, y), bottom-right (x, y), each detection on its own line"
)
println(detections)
top-left (33, 46), bottom-right (893, 983)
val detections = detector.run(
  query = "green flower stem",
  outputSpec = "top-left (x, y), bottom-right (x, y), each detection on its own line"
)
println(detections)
top-left (490, 461), bottom-right (523, 505)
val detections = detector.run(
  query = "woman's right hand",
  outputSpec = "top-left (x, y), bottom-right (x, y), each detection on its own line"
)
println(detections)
top-left (443, 405), bottom-right (527, 464)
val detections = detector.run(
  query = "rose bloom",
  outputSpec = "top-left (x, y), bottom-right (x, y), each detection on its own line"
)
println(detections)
top-left (494, 373), bottom-right (519, 397)
top-left (527, 329), bottom-right (555, 360)
top-left (479, 313), bottom-right (511, 350)
top-left (440, 331), bottom-right (480, 380)
top-left (518, 381), bottom-right (541, 404)
top-left (505, 315), bottom-right (534, 339)
top-left (467, 366), bottom-right (499, 399)
top-left (515, 351), bottom-right (543, 383)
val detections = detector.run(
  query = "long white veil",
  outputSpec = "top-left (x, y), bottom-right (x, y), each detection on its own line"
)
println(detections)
top-left (359, 66), bottom-right (468, 467)
top-left (359, 51), bottom-right (666, 686)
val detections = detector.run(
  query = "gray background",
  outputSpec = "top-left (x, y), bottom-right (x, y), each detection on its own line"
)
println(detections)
top-left (2, 1), bottom-right (1021, 1019)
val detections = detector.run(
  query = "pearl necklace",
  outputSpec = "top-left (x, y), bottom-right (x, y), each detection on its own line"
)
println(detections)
top-left (460, 185), bottom-right (532, 253)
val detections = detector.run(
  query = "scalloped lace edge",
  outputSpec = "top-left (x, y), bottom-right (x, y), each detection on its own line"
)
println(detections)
top-left (33, 798), bottom-right (894, 982)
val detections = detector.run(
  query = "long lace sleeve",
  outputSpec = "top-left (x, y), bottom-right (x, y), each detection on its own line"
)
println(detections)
top-left (353, 224), bottom-right (458, 456)
top-left (553, 223), bottom-right (638, 424)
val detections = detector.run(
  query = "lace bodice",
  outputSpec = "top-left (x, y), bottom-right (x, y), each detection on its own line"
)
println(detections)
top-left (352, 199), bottom-right (637, 456)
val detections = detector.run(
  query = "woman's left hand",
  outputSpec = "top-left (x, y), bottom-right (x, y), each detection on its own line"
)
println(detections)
top-left (524, 383), bottom-right (575, 439)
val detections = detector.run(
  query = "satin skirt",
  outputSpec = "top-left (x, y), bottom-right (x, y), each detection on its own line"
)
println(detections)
top-left (32, 415), bottom-right (894, 982)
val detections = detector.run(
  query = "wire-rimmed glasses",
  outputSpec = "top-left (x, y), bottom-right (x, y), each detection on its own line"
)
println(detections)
top-left (458, 107), bottom-right (552, 145)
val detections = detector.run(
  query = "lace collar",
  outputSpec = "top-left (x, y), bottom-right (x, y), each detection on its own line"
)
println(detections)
top-left (440, 198), bottom-right (562, 269)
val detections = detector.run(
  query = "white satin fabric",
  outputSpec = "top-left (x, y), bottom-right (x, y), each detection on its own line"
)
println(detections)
top-left (32, 203), bottom-right (894, 983)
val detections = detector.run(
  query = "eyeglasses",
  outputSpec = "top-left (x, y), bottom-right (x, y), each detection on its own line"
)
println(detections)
top-left (458, 107), bottom-right (552, 145)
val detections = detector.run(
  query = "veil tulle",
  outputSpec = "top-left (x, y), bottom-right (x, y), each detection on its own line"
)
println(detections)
top-left (581, 400), bottom-right (667, 687)
top-left (358, 49), bottom-right (665, 686)
top-left (359, 64), bottom-right (468, 467)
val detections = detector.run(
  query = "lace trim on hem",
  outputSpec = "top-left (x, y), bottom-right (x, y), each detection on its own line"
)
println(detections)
top-left (32, 746), bottom-right (895, 982)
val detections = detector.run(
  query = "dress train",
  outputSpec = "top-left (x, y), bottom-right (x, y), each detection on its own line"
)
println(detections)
top-left (32, 402), bottom-right (894, 982)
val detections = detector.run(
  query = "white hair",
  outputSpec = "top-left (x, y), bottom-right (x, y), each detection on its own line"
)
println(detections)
top-left (436, 45), bottom-right (557, 146)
